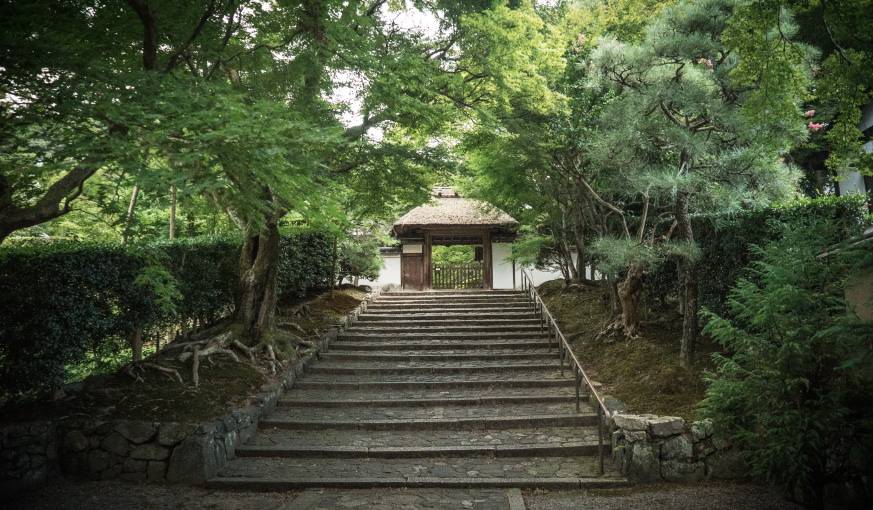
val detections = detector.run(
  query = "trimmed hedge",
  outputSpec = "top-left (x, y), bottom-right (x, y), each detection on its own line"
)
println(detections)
top-left (643, 195), bottom-right (869, 315)
top-left (0, 231), bottom-right (335, 396)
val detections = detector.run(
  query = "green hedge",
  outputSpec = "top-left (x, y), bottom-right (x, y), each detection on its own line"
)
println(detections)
top-left (643, 195), bottom-right (869, 315)
top-left (0, 231), bottom-right (335, 396)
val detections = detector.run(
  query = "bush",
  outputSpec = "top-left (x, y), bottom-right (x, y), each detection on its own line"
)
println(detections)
top-left (700, 220), bottom-right (873, 508)
top-left (0, 230), bottom-right (335, 397)
top-left (643, 195), bottom-right (868, 314)
top-left (337, 236), bottom-right (382, 285)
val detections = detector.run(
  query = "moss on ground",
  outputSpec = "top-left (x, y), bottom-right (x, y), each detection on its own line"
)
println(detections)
top-left (538, 280), bottom-right (714, 421)
top-left (2, 288), bottom-right (366, 424)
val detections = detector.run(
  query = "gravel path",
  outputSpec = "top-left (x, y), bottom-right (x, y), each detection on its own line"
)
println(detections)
top-left (8, 478), bottom-right (802, 510)
top-left (524, 482), bottom-right (802, 510)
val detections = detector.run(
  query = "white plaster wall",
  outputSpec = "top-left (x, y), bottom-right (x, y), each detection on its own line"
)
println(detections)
top-left (491, 246), bottom-right (601, 289)
top-left (492, 243), bottom-right (515, 289)
top-left (356, 254), bottom-right (401, 288)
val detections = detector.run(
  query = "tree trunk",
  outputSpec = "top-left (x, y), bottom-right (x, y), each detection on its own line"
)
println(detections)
top-left (237, 220), bottom-right (280, 343)
top-left (571, 202), bottom-right (586, 284)
top-left (607, 273), bottom-right (621, 317)
top-left (675, 191), bottom-right (698, 368)
top-left (168, 185), bottom-right (177, 240)
top-left (617, 263), bottom-right (644, 337)
top-left (129, 327), bottom-right (143, 363)
top-left (122, 185), bottom-right (140, 244)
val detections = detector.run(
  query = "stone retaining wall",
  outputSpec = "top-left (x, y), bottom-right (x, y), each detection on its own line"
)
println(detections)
top-left (608, 411), bottom-right (746, 482)
top-left (1, 286), bottom-right (382, 495)
top-left (0, 421), bottom-right (57, 495)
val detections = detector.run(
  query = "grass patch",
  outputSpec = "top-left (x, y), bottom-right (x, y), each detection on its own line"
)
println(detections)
top-left (539, 279), bottom-right (714, 421)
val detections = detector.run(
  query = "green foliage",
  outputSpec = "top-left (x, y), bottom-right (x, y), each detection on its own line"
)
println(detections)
top-left (0, 231), bottom-right (334, 397)
top-left (700, 219), bottom-right (873, 507)
top-left (432, 245), bottom-right (477, 265)
top-left (337, 236), bottom-right (382, 285)
top-left (695, 194), bottom-right (868, 315)
top-left (643, 195), bottom-right (868, 314)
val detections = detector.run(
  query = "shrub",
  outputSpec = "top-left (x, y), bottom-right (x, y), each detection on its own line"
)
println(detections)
top-left (337, 236), bottom-right (382, 285)
top-left (642, 195), bottom-right (868, 314)
top-left (700, 220), bottom-right (873, 508)
top-left (0, 230), bottom-right (335, 397)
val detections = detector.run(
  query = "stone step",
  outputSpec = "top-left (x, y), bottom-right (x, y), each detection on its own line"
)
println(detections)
top-left (294, 378), bottom-right (575, 390)
top-left (307, 362), bottom-right (559, 376)
top-left (320, 351), bottom-right (557, 362)
top-left (366, 303), bottom-right (533, 312)
top-left (339, 331), bottom-right (549, 341)
top-left (208, 456), bottom-right (623, 490)
top-left (278, 395), bottom-right (577, 408)
top-left (353, 318), bottom-right (543, 327)
top-left (382, 290), bottom-right (525, 297)
top-left (329, 340), bottom-right (553, 351)
top-left (248, 426), bottom-right (599, 449)
top-left (378, 291), bottom-right (526, 298)
top-left (374, 296), bottom-right (531, 305)
top-left (260, 413), bottom-right (597, 430)
top-left (266, 401), bottom-right (592, 423)
top-left (357, 313), bottom-right (541, 323)
top-left (343, 324), bottom-right (544, 334)
top-left (236, 442), bottom-right (603, 459)
top-left (281, 386), bottom-right (579, 403)
top-left (296, 370), bottom-right (575, 387)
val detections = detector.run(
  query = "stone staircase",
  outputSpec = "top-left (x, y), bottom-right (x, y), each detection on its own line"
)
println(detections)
top-left (207, 290), bottom-right (625, 490)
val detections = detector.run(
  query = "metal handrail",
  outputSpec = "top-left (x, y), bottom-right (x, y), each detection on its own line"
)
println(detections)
top-left (519, 268), bottom-right (610, 475)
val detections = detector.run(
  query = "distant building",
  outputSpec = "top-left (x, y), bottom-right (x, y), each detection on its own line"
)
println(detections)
top-left (363, 188), bottom-right (577, 290)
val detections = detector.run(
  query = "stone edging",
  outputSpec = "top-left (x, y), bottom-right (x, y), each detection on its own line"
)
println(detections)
top-left (0, 285), bottom-right (385, 495)
top-left (600, 398), bottom-right (745, 482)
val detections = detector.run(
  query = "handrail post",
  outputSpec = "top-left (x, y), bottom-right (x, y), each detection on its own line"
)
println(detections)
top-left (597, 405), bottom-right (605, 475)
top-left (574, 366), bottom-right (580, 412)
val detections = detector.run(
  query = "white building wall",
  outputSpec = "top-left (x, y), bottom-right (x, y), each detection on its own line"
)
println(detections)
top-left (492, 243), bottom-right (515, 289)
top-left (356, 253), bottom-right (401, 288)
top-left (365, 246), bottom-right (600, 289)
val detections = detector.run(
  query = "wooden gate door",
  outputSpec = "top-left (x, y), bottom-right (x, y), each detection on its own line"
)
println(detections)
top-left (401, 254), bottom-right (424, 290)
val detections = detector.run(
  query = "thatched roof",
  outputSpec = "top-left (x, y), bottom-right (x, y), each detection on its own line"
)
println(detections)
top-left (391, 188), bottom-right (518, 236)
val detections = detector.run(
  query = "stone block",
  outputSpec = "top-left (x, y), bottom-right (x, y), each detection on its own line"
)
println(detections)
top-left (706, 449), bottom-right (746, 479)
top-left (662, 460), bottom-right (705, 482)
top-left (613, 413), bottom-right (652, 431)
top-left (63, 430), bottom-right (89, 453)
top-left (627, 441), bottom-right (660, 481)
top-left (130, 443), bottom-right (169, 461)
top-left (147, 460), bottom-right (166, 481)
top-left (115, 421), bottom-right (156, 444)
top-left (691, 419), bottom-right (714, 441)
top-left (166, 435), bottom-right (210, 483)
top-left (624, 430), bottom-right (648, 442)
top-left (661, 434), bottom-right (693, 460)
top-left (123, 457), bottom-right (147, 472)
top-left (648, 416), bottom-right (685, 437)
top-left (86, 449), bottom-right (110, 475)
top-left (101, 432), bottom-right (130, 456)
top-left (158, 423), bottom-right (194, 447)
top-left (119, 472), bottom-right (147, 482)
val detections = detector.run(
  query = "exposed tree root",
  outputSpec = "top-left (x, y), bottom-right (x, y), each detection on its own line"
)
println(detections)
top-left (596, 318), bottom-right (641, 342)
top-left (125, 361), bottom-right (184, 384)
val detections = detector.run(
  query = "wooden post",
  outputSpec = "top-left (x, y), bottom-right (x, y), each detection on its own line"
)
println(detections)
top-left (482, 230), bottom-right (492, 289)
top-left (424, 231), bottom-right (432, 290)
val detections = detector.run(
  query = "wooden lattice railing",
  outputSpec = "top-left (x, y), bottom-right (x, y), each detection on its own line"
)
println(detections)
top-left (432, 261), bottom-right (484, 289)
